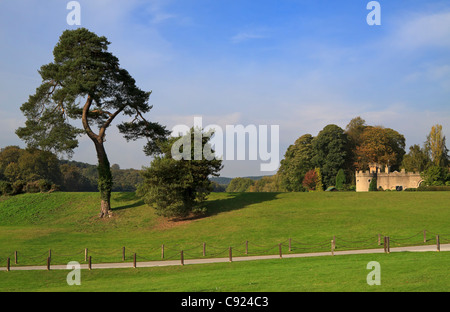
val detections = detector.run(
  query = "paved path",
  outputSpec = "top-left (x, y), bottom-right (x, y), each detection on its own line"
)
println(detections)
top-left (1, 244), bottom-right (449, 272)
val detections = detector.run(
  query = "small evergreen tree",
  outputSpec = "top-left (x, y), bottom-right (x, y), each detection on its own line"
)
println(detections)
top-left (137, 128), bottom-right (223, 219)
top-left (369, 177), bottom-right (378, 191)
top-left (335, 169), bottom-right (346, 190)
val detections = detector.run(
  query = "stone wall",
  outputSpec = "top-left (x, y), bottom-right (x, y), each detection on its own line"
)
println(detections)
top-left (356, 169), bottom-right (423, 192)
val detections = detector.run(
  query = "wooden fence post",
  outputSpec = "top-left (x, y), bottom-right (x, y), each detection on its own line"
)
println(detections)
top-left (229, 247), bottom-right (232, 262)
top-left (378, 234), bottom-right (381, 246)
top-left (424, 230), bottom-right (427, 243)
top-left (14, 251), bottom-right (18, 264)
top-left (331, 239), bottom-right (335, 256)
top-left (6, 257), bottom-right (10, 272)
top-left (436, 235), bottom-right (440, 252)
top-left (181, 250), bottom-right (184, 266)
top-left (387, 237), bottom-right (390, 253)
top-left (47, 257), bottom-right (51, 271)
top-left (289, 238), bottom-right (292, 252)
top-left (383, 236), bottom-right (387, 253)
top-left (88, 256), bottom-right (92, 270)
top-left (133, 253), bottom-right (137, 268)
top-left (279, 244), bottom-right (283, 259)
top-left (161, 244), bottom-right (164, 259)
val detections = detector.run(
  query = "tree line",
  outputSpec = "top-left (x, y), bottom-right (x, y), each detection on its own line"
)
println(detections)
top-left (0, 146), bottom-right (143, 196)
top-left (226, 118), bottom-right (450, 192)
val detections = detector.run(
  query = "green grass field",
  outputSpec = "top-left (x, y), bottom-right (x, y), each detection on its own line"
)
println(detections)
top-left (1, 252), bottom-right (449, 292)
top-left (0, 191), bottom-right (449, 291)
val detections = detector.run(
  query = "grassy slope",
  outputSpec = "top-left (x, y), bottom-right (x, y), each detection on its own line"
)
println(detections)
top-left (0, 191), bottom-right (449, 292)
top-left (0, 191), bottom-right (449, 265)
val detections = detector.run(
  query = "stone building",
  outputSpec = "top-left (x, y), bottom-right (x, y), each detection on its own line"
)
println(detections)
top-left (355, 163), bottom-right (423, 192)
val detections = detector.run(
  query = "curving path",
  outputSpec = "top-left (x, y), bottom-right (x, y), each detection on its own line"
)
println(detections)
top-left (1, 243), bottom-right (449, 272)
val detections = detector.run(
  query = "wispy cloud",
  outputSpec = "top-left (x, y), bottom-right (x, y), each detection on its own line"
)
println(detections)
top-left (391, 11), bottom-right (450, 50)
top-left (230, 30), bottom-right (269, 44)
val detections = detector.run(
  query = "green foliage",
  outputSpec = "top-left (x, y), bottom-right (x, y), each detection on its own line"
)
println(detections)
top-left (0, 146), bottom-right (62, 194)
top-left (425, 124), bottom-right (449, 167)
top-left (369, 177), bottom-right (378, 192)
top-left (315, 168), bottom-right (324, 191)
top-left (335, 169), bottom-right (346, 190)
top-left (402, 144), bottom-right (431, 173)
top-left (278, 134), bottom-right (313, 192)
top-left (137, 128), bottom-right (223, 219)
top-left (210, 181), bottom-right (226, 192)
top-left (417, 185), bottom-right (450, 191)
top-left (311, 125), bottom-right (350, 188)
top-left (248, 175), bottom-right (281, 192)
top-left (226, 178), bottom-right (255, 192)
top-left (0, 181), bottom-right (12, 195)
top-left (421, 165), bottom-right (448, 186)
top-left (97, 159), bottom-right (113, 202)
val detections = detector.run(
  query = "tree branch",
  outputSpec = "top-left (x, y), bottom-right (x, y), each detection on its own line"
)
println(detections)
top-left (99, 107), bottom-right (124, 141)
top-left (82, 95), bottom-right (100, 142)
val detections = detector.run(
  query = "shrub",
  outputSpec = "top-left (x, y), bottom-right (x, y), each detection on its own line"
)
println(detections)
top-left (417, 185), bottom-right (450, 192)
top-left (369, 178), bottom-right (378, 191)
top-left (11, 180), bottom-right (26, 195)
top-left (0, 181), bottom-right (12, 195)
top-left (24, 181), bottom-right (41, 193)
top-left (335, 169), bottom-right (346, 190)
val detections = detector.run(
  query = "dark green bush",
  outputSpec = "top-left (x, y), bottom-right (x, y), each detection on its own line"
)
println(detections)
top-left (0, 180), bottom-right (12, 195)
top-left (369, 178), bottom-right (378, 191)
top-left (11, 180), bottom-right (26, 195)
top-left (417, 185), bottom-right (450, 192)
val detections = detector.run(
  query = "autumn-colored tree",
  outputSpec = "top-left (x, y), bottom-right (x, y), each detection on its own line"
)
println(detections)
top-left (355, 126), bottom-right (405, 170)
top-left (302, 169), bottom-right (318, 191)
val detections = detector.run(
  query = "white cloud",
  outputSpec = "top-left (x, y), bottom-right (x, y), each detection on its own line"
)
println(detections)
top-left (230, 26), bottom-right (271, 44)
top-left (391, 11), bottom-right (450, 50)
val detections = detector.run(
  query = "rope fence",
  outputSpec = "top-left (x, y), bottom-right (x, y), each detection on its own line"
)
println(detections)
top-left (1, 230), bottom-right (448, 270)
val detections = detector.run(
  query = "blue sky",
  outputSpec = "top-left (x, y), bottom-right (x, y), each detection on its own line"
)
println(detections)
top-left (1, 0), bottom-right (449, 177)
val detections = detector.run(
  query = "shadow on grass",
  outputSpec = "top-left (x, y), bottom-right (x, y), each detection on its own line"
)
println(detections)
top-left (205, 192), bottom-right (281, 217)
top-left (108, 191), bottom-right (281, 220)
top-left (111, 192), bottom-right (144, 212)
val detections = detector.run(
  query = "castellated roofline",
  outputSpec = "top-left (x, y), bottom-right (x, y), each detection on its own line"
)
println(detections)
top-left (356, 170), bottom-right (421, 176)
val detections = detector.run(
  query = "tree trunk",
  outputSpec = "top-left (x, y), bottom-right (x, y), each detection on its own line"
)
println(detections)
top-left (82, 96), bottom-right (113, 218)
top-left (95, 141), bottom-right (113, 218)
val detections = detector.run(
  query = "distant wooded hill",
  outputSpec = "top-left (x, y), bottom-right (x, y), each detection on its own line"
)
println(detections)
top-left (209, 176), bottom-right (268, 186)
top-left (59, 160), bottom-right (143, 192)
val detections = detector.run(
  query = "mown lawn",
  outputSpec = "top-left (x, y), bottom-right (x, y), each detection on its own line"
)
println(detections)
top-left (0, 191), bottom-right (449, 266)
top-left (1, 251), bottom-right (449, 292)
